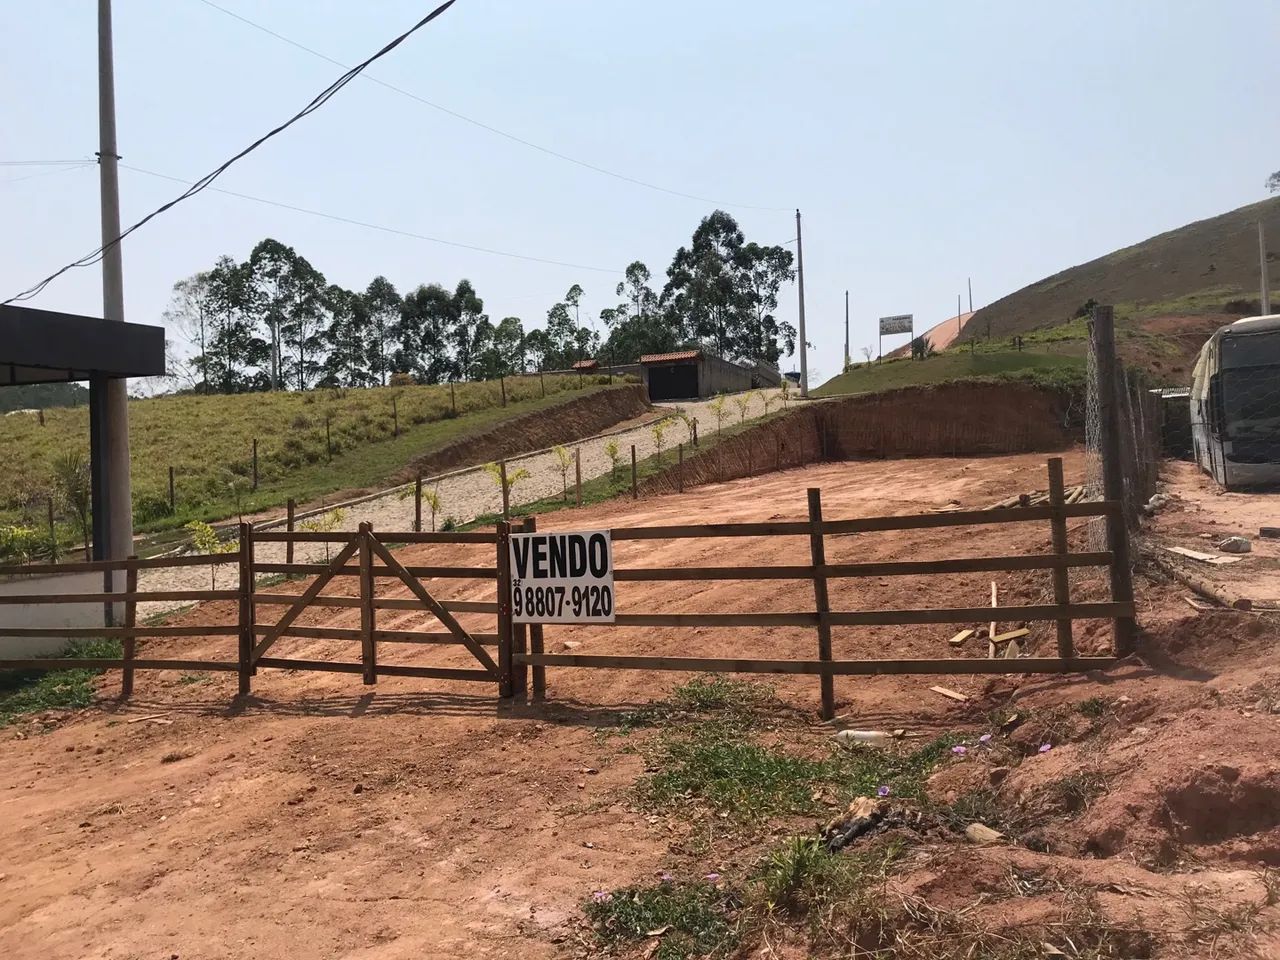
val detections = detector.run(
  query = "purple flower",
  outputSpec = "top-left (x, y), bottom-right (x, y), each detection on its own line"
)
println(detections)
top-left (876, 785), bottom-right (891, 797)
top-left (1038, 743), bottom-right (1052, 753)
top-left (704, 872), bottom-right (721, 883)
top-left (658, 872), bottom-right (674, 883)
top-left (978, 734), bottom-right (993, 745)
top-left (951, 745), bottom-right (968, 756)
top-left (592, 890), bottom-right (612, 903)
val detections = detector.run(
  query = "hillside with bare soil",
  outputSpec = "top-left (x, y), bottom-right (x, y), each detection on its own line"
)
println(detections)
top-left (3, 454), bottom-right (1280, 959)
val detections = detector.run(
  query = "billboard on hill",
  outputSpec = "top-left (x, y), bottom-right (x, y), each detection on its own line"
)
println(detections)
top-left (879, 314), bottom-right (913, 336)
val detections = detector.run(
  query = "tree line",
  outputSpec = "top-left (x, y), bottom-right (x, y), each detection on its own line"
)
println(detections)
top-left (164, 210), bottom-right (796, 393)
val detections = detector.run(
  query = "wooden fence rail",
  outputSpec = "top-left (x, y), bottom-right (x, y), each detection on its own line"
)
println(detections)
top-left (0, 457), bottom-right (1135, 719)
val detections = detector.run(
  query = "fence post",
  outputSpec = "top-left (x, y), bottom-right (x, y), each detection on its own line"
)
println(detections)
top-left (1092, 305), bottom-right (1137, 656)
top-left (806, 489), bottom-right (835, 720)
top-left (285, 499), bottom-right (296, 565)
top-left (677, 443), bottom-right (684, 493)
top-left (539, 371), bottom-right (546, 398)
top-left (575, 449), bottom-right (583, 506)
top-left (630, 445), bottom-right (638, 500)
top-left (414, 474), bottom-right (423, 533)
top-left (325, 415), bottom-right (333, 462)
top-left (499, 461), bottom-right (510, 519)
top-left (392, 395), bottom-right (399, 437)
top-left (1046, 457), bottom-right (1075, 660)
top-left (450, 381), bottom-right (457, 415)
top-left (496, 520), bottom-right (514, 699)
top-left (47, 496), bottom-right (58, 562)
top-left (359, 522), bottom-right (376, 685)
top-left (524, 516), bottom-right (545, 702)
top-left (500, 375), bottom-right (507, 407)
top-left (252, 438), bottom-right (259, 491)
top-left (168, 465), bottom-right (175, 514)
top-left (237, 522), bottom-right (254, 695)
top-left (121, 556), bottom-right (138, 698)
top-left (692, 419), bottom-right (699, 448)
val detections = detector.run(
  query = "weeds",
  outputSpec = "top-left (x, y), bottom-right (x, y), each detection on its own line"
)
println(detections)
top-left (0, 638), bottom-right (122, 727)
top-left (1076, 697), bottom-right (1108, 718)
top-left (1180, 885), bottom-right (1267, 956)
top-left (1041, 771), bottom-right (1109, 814)
top-left (585, 880), bottom-right (739, 960)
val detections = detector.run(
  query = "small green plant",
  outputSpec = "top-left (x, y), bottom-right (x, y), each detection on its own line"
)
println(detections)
top-left (52, 450), bottom-right (92, 560)
top-left (732, 394), bottom-right (751, 424)
top-left (585, 880), bottom-right (739, 960)
top-left (779, 377), bottom-right (792, 408)
top-left (298, 507), bottom-right (346, 562)
top-left (756, 837), bottom-right (898, 916)
top-left (552, 445), bottom-right (573, 501)
top-left (185, 519), bottom-right (238, 587)
top-left (1076, 696), bottom-right (1108, 718)
top-left (756, 390), bottom-right (775, 416)
top-left (422, 486), bottom-right (442, 531)
top-left (0, 524), bottom-right (51, 564)
top-left (910, 334), bottom-right (936, 360)
top-left (0, 637), bottom-right (122, 727)
top-left (604, 439), bottom-right (621, 481)
top-left (484, 461), bottom-right (530, 512)
top-left (651, 419), bottom-right (669, 462)
top-left (708, 395), bottom-right (728, 434)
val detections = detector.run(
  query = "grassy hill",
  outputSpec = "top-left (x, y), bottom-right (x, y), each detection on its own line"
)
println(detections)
top-left (970, 195), bottom-right (1280, 340)
top-left (0, 375), bottom-right (624, 540)
top-left (813, 348), bottom-right (1083, 399)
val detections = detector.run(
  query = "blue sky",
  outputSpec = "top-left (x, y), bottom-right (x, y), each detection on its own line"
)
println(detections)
top-left (3, 0), bottom-right (1278, 384)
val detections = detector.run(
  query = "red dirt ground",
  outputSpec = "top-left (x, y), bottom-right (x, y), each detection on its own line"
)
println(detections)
top-left (4, 451), bottom-right (1280, 958)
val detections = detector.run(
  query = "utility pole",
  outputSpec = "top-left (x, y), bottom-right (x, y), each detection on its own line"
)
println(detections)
top-left (843, 290), bottom-right (849, 369)
top-left (1261, 221), bottom-right (1272, 316)
top-left (796, 209), bottom-right (808, 397)
top-left (98, 0), bottom-right (133, 596)
top-left (967, 277), bottom-right (973, 314)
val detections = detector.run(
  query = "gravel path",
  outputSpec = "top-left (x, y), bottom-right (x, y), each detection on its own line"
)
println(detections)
top-left (137, 389), bottom-right (783, 618)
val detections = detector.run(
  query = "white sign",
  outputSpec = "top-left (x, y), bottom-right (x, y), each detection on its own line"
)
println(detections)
top-left (510, 529), bottom-right (615, 623)
top-left (879, 314), bottom-right (914, 336)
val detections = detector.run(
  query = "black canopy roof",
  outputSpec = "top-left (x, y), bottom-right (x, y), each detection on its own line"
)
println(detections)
top-left (0, 304), bottom-right (166, 385)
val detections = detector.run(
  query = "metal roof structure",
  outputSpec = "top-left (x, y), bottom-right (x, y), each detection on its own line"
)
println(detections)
top-left (0, 304), bottom-right (166, 385)
top-left (639, 349), bottom-right (703, 364)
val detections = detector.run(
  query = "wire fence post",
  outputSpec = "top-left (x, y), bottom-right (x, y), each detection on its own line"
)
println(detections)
top-left (237, 522), bottom-right (254, 695)
top-left (806, 489), bottom-right (835, 720)
top-left (46, 496), bottom-right (57, 562)
top-left (1046, 457), bottom-right (1075, 660)
top-left (252, 438), bottom-right (259, 491)
top-left (120, 556), bottom-right (138, 698)
top-left (500, 375), bottom-right (507, 407)
top-left (1092, 304), bottom-right (1137, 656)
top-left (359, 522), bottom-right (376, 685)
top-left (414, 474), bottom-right (423, 533)
top-left (168, 465), bottom-right (175, 514)
top-left (392, 395), bottom-right (399, 437)
top-left (539, 371), bottom-right (546, 398)
top-left (450, 381), bottom-right (457, 415)
top-left (630, 445), bottom-right (638, 500)
top-left (285, 499), bottom-right (296, 565)
top-left (499, 461), bottom-right (510, 519)
top-left (325, 414), bottom-right (333, 462)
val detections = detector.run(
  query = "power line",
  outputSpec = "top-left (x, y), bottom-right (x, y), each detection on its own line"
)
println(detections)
top-left (4, 0), bottom-right (460, 305)
top-left (0, 159), bottom-right (91, 167)
top-left (195, 0), bottom-right (789, 214)
top-left (121, 162), bottom-right (620, 274)
top-left (1, 162), bottom-right (96, 185)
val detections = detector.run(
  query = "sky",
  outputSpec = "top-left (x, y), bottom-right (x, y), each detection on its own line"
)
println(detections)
top-left (3, 0), bottom-right (1279, 388)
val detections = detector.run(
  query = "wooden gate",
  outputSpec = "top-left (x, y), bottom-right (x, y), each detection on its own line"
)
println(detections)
top-left (248, 523), bottom-right (503, 691)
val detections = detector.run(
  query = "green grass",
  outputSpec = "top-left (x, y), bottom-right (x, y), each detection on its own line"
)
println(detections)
top-left (0, 638), bottom-right (121, 727)
top-left (813, 349), bottom-right (1084, 398)
top-left (0, 375), bottom-right (624, 541)
top-left (585, 880), bottom-right (740, 960)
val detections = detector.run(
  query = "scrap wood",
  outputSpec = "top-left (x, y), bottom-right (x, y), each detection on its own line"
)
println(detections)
top-left (126, 714), bottom-right (171, 724)
top-left (930, 685), bottom-right (968, 703)
top-left (991, 627), bottom-right (1029, 643)
top-left (948, 628), bottom-right (975, 646)
top-left (1143, 549), bottom-right (1252, 611)
top-left (1166, 545), bottom-right (1243, 565)
top-left (988, 582), bottom-right (998, 658)
top-left (1184, 596), bottom-right (1213, 612)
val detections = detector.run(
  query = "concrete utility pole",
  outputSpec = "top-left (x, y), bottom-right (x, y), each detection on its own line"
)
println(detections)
top-left (796, 209), bottom-right (808, 397)
top-left (843, 290), bottom-right (849, 369)
top-left (968, 277), bottom-right (973, 313)
top-left (98, 0), bottom-right (133, 581)
top-left (1261, 221), bottom-right (1272, 316)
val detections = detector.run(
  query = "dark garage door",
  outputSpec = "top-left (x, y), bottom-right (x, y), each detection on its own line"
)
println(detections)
top-left (647, 363), bottom-right (699, 401)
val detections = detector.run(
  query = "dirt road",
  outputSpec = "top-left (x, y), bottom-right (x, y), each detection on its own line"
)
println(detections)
top-left (4, 452), bottom-right (1280, 957)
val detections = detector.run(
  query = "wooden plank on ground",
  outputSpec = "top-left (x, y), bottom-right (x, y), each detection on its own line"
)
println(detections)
top-left (931, 685), bottom-right (969, 702)
top-left (948, 629), bottom-right (974, 646)
top-left (516, 653), bottom-right (1117, 676)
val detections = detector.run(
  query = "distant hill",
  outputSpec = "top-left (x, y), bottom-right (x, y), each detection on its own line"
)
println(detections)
top-left (970, 196), bottom-right (1280, 339)
top-left (0, 382), bottom-right (89, 414)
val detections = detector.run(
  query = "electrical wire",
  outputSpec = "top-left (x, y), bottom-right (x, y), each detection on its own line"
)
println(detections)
top-left (195, 0), bottom-right (790, 213)
top-left (0, 160), bottom-right (91, 167)
top-left (121, 162), bottom-right (620, 274)
top-left (1, 162), bottom-right (96, 185)
top-left (3, 0), bottom-right (459, 305)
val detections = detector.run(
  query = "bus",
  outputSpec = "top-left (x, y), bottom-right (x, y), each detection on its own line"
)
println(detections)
top-left (1190, 314), bottom-right (1280, 489)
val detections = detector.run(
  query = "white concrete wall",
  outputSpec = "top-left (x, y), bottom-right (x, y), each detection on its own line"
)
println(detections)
top-left (0, 571), bottom-right (105, 658)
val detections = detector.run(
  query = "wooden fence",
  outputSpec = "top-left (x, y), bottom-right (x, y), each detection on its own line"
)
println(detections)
top-left (0, 458), bottom-right (1135, 719)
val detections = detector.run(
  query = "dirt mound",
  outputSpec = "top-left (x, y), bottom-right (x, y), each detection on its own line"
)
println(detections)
top-left (398, 383), bottom-right (649, 481)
